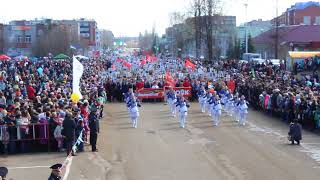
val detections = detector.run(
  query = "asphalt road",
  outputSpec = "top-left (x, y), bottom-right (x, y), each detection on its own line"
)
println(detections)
top-left (2, 103), bottom-right (320, 180)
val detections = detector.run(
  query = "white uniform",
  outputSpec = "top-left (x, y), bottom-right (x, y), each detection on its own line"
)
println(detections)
top-left (167, 91), bottom-right (177, 117)
top-left (198, 90), bottom-right (207, 113)
top-left (212, 101), bottom-right (222, 126)
top-left (221, 94), bottom-right (228, 111)
top-left (206, 94), bottom-right (212, 116)
top-left (178, 102), bottom-right (188, 128)
top-left (233, 98), bottom-right (240, 122)
top-left (225, 95), bottom-right (234, 116)
top-left (238, 101), bottom-right (248, 126)
top-left (130, 104), bottom-right (140, 128)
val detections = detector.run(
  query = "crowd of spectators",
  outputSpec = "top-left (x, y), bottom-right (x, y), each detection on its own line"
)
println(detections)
top-left (1, 51), bottom-right (320, 155)
top-left (0, 57), bottom-right (107, 154)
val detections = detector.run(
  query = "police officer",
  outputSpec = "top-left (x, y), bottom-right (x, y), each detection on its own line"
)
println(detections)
top-left (0, 167), bottom-right (8, 180)
top-left (48, 164), bottom-right (62, 180)
top-left (288, 120), bottom-right (302, 145)
top-left (89, 107), bottom-right (99, 152)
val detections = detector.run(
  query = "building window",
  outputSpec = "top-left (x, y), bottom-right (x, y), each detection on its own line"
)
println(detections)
top-left (17, 35), bottom-right (23, 43)
top-left (303, 16), bottom-right (311, 25)
top-left (316, 16), bottom-right (320, 25)
top-left (25, 35), bottom-right (31, 43)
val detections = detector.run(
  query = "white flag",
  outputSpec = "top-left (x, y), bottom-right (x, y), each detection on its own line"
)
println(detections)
top-left (72, 56), bottom-right (84, 99)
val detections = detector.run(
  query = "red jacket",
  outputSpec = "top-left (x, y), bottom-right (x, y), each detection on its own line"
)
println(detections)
top-left (183, 81), bottom-right (191, 87)
top-left (27, 85), bottom-right (36, 100)
top-left (136, 81), bottom-right (145, 90)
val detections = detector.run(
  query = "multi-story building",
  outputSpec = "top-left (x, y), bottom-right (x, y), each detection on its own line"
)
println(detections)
top-left (78, 18), bottom-right (97, 49)
top-left (272, 1), bottom-right (320, 26)
top-left (237, 19), bottom-right (272, 43)
top-left (253, 25), bottom-right (320, 60)
top-left (3, 20), bottom-right (37, 56)
top-left (253, 1), bottom-right (320, 60)
top-left (166, 15), bottom-right (236, 58)
top-left (2, 18), bottom-right (99, 56)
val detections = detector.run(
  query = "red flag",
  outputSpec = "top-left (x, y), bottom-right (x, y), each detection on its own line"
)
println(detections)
top-left (185, 59), bottom-right (196, 70)
top-left (146, 55), bottom-right (152, 62)
top-left (140, 59), bottom-right (147, 66)
top-left (146, 55), bottom-right (158, 62)
top-left (165, 71), bottom-right (175, 87)
top-left (117, 57), bottom-right (123, 63)
top-left (93, 51), bottom-right (100, 58)
top-left (112, 63), bottom-right (116, 71)
top-left (123, 61), bottom-right (132, 69)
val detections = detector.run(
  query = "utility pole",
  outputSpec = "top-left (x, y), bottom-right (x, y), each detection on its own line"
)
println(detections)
top-left (244, 2), bottom-right (248, 54)
top-left (275, 0), bottom-right (279, 59)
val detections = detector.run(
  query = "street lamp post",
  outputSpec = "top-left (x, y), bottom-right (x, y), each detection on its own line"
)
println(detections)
top-left (275, 0), bottom-right (279, 59)
top-left (244, 2), bottom-right (248, 54)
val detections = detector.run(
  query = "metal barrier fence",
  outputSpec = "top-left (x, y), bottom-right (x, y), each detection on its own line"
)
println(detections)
top-left (0, 123), bottom-right (51, 153)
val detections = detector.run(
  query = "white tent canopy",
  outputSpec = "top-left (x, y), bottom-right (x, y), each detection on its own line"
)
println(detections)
top-left (75, 55), bottom-right (89, 60)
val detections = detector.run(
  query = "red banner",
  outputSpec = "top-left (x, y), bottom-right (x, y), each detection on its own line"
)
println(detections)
top-left (136, 88), bottom-right (164, 99)
top-left (136, 87), bottom-right (192, 100)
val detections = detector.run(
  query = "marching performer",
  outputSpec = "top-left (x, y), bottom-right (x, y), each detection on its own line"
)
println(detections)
top-left (239, 95), bottom-right (249, 126)
top-left (124, 88), bottom-right (134, 110)
top-left (225, 91), bottom-right (234, 116)
top-left (176, 95), bottom-right (190, 128)
top-left (220, 91), bottom-right (228, 111)
top-left (128, 94), bottom-right (141, 128)
top-left (233, 93), bottom-right (241, 122)
top-left (166, 87), bottom-right (177, 117)
top-left (212, 95), bottom-right (222, 126)
top-left (207, 89), bottom-right (216, 116)
top-left (197, 86), bottom-right (207, 113)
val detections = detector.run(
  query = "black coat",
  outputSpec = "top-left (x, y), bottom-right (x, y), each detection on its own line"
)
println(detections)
top-left (89, 113), bottom-right (99, 133)
top-left (48, 173), bottom-right (61, 180)
top-left (62, 118), bottom-right (76, 139)
top-left (288, 123), bottom-right (302, 141)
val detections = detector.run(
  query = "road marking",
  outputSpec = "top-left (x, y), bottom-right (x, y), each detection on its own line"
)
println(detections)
top-left (8, 166), bottom-right (50, 170)
top-left (62, 156), bottom-right (73, 180)
top-left (301, 143), bottom-right (320, 145)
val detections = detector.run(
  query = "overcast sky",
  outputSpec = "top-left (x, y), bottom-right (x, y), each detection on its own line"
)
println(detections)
top-left (0, 0), bottom-right (317, 37)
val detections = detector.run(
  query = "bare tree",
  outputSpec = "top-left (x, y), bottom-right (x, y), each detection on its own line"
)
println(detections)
top-left (100, 30), bottom-right (114, 49)
top-left (191, 0), bottom-right (203, 59)
top-left (33, 26), bottom-right (74, 57)
top-left (202, 0), bottom-right (222, 62)
top-left (138, 30), bottom-right (154, 51)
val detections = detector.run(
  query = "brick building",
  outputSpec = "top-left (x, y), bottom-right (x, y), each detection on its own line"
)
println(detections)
top-left (3, 21), bottom-right (37, 56)
top-left (2, 18), bottom-right (99, 56)
top-left (273, 1), bottom-right (320, 26)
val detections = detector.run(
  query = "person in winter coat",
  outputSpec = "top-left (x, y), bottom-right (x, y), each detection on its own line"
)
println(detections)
top-left (288, 120), bottom-right (302, 145)
top-left (54, 118), bottom-right (64, 152)
top-left (89, 108), bottom-right (99, 152)
top-left (62, 113), bottom-right (76, 156)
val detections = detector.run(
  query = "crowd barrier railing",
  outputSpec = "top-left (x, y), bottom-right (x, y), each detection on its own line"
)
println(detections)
top-left (0, 123), bottom-right (51, 152)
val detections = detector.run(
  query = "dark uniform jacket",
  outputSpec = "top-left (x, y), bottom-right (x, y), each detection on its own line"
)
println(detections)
top-left (62, 118), bottom-right (76, 140)
top-left (48, 173), bottom-right (61, 180)
top-left (288, 123), bottom-right (302, 141)
top-left (89, 113), bottom-right (99, 133)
